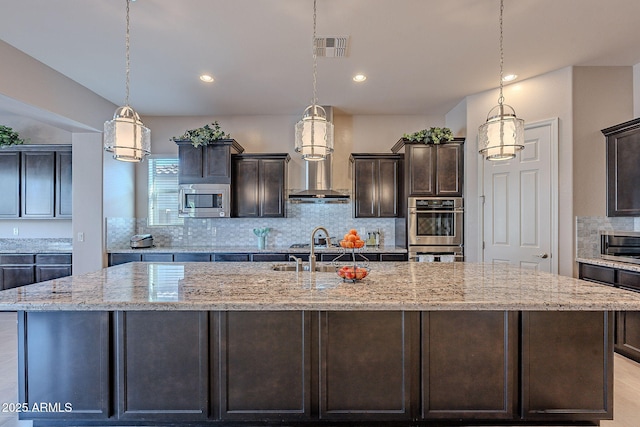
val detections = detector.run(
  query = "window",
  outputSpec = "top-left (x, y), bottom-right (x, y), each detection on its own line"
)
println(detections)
top-left (148, 158), bottom-right (183, 226)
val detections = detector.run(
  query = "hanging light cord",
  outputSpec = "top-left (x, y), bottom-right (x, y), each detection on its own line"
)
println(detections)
top-left (312, 0), bottom-right (318, 110)
top-left (497, 0), bottom-right (504, 107)
top-left (125, 0), bottom-right (131, 107)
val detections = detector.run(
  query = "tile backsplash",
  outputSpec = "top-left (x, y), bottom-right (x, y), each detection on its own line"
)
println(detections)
top-left (575, 216), bottom-right (636, 258)
top-left (107, 202), bottom-right (401, 250)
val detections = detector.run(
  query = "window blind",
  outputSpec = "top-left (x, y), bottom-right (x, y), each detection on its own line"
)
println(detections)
top-left (148, 158), bottom-right (183, 226)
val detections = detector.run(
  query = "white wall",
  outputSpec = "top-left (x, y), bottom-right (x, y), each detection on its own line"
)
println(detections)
top-left (72, 133), bottom-right (105, 274)
top-left (462, 67), bottom-right (574, 276)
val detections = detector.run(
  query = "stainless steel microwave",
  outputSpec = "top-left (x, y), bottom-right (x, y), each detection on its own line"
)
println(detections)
top-left (178, 183), bottom-right (230, 218)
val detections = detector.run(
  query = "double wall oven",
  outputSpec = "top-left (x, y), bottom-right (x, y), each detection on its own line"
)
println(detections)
top-left (408, 197), bottom-right (464, 262)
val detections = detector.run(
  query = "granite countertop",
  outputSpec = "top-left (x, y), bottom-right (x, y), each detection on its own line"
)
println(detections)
top-left (0, 238), bottom-right (73, 254)
top-left (107, 245), bottom-right (408, 254)
top-left (577, 257), bottom-right (640, 273)
top-left (2, 262), bottom-right (640, 312)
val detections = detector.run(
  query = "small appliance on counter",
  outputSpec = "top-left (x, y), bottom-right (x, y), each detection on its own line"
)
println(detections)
top-left (130, 234), bottom-right (154, 249)
top-left (600, 231), bottom-right (640, 264)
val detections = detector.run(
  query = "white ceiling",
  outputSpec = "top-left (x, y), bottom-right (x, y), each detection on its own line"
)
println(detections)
top-left (1, 0), bottom-right (639, 117)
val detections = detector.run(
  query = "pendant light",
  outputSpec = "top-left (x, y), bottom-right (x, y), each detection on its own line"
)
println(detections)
top-left (294, 0), bottom-right (334, 161)
top-left (478, 0), bottom-right (524, 161)
top-left (104, 0), bottom-right (150, 162)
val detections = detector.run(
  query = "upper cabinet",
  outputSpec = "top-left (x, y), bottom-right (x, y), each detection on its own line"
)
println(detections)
top-left (176, 140), bottom-right (244, 185)
top-left (602, 118), bottom-right (640, 216)
top-left (0, 145), bottom-right (72, 219)
top-left (350, 154), bottom-right (403, 218)
top-left (232, 153), bottom-right (289, 218)
top-left (403, 139), bottom-right (464, 197)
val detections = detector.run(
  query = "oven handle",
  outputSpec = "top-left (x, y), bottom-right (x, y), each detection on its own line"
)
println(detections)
top-left (409, 209), bottom-right (464, 214)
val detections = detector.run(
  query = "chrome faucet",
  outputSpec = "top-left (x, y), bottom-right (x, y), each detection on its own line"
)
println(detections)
top-left (309, 226), bottom-right (331, 272)
top-left (289, 254), bottom-right (303, 272)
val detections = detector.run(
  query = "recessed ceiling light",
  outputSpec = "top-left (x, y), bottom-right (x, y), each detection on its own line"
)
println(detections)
top-left (502, 74), bottom-right (518, 82)
top-left (199, 75), bottom-right (214, 83)
top-left (353, 74), bottom-right (367, 82)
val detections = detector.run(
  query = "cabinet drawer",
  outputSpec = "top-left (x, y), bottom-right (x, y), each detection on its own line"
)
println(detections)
top-left (213, 253), bottom-right (250, 262)
top-left (141, 253), bottom-right (174, 262)
top-left (0, 254), bottom-right (35, 264)
top-left (251, 253), bottom-right (289, 262)
top-left (618, 270), bottom-right (640, 291)
top-left (109, 253), bottom-right (142, 266)
top-left (579, 264), bottom-right (616, 285)
top-left (380, 253), bottom-right (408, 262)
top-left (174, 253), bottom-right (211, 262)
top-left (35, 253), bottom-right (72, 265)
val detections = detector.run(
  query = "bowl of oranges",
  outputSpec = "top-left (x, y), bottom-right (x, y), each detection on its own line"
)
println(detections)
top-left (334, 229), bottom-right (370, 282)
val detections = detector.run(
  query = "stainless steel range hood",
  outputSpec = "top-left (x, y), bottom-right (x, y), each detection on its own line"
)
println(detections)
top-left (288, 155), bottom-right (350, 203)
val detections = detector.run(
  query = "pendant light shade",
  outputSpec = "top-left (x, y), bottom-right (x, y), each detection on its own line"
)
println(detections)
top-left (104, 0), bottom-right (150, 162)
top-left (295, 105), bottom-right (334, 161)
top-left (294, 0), bottom-right (334, 162)
top-left (478, 0), bottom-right (524, 161)
top-left (104, 106), bottom-right (150, 162)
top-left (478, 104), bottom-right (524, 161)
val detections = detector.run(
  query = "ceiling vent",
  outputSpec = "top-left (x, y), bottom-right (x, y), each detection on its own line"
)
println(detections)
top-left (315, 36), bottom-right (350, 58)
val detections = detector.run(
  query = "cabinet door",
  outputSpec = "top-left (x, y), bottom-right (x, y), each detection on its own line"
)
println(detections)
top-left (232, 158), bottom-right (259, 217)
top-left (319, 311), bottom-right (414, 420)
top-left (116, 311), bottom-right (209, 421)
top-left (178, 144), bottom-right (205, 184)
top-left (218, 311), bottom-right (311, 421)
top-left (56, 151), bottom-right (73, 217)
top-left (422, 311), bottom-right (516, 420)
top-left (260, 159), bottom-right (286, 217)
top-left (0, 265), bottom-right (35, 290)
top-left (18, 311), bottom-right (111, 420)
top-left (406, 144), bottom-right (435, 196)
top-left (22, 151), bottom-right (55, 217)
top-left (435, 143), bottom-right (463, 196)
top-left (0, 151), bottom-right (20, 218)
top-left (204, 144), bottom-right (231, 184)
top-left (378, 158), bottom-right (400, 217)
top-left (605, 121), bottom-right (640, 216)
top-left (35, 265), bottom-right (72, 282)
top-left (353, 158), bottom-right (377, 217)
top-left (108, 253), bottom-right (142, 266)
top-left (616, 311), bottom-right (640, 363)
top-left (578, 263), bottom-right (616, 286)
top-left (521, 311), bottom-right (613, 423)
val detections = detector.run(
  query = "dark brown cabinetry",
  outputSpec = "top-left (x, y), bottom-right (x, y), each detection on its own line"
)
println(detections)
top-left (34, 253), bottom-right (72, 282)
top-left (403, 139), bottom-right (464, 197)
top-left (218, 311), bottom-right (310, 421)
top-left (177, 140), bottom-right (243, 184)
top-left (0, 253), bottom-right (71, 290)
top-left (232, 153), bottom-right (289, 217)
top-left (0, 145), bottom-right (72, 219)
top-left (350, 154), bottom-right (403, 218)
top-left (421, 311), bottom-right (516, 420)
top-left (18, 311), bottom-right (111, 420)
top-left (0, 151), bottom-right (20, 218)
top-left (603, 118), bottom-right (640, 216)
top-left (521, 311), bottom-right (613, 422)
top-left (579, 262), bottom-right (640, 363)
top-left (116, 311), bottom-right (209, 421)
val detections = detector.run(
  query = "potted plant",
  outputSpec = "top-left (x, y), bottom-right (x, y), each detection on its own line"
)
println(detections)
top-left (0, 125), bottom-right (27, 148)
top-left (171, 121), bottom-right (231, 148)
top-left (402, 127), bottom-right (454, 144)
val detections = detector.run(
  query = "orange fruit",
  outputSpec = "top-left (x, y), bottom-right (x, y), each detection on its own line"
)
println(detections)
top-left (354, 240), bottom-right (364, 248)
top-left (343, 233), bottom-right (351, 241)
top-left (347, 234), bottom-right (357, 243)
top-left (349, 229), bottom-right (358, 235)
top-left (346, 241), bottom-right (355, 248)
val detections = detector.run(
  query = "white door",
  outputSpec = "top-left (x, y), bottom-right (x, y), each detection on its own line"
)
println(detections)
top-left (482, 118), bottom-right (558, 273)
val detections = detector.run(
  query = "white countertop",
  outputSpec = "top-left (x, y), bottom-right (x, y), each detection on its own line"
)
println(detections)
top-left (2, 262), bottom-right (640, 311)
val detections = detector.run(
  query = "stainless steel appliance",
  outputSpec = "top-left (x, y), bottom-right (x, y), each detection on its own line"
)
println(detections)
top-left (601, 231), bottom-right (640, 264)
top-left (408, 197), bottom-right (463, 262)
top-left (178, 183), bottom-right (230, 218)
top-left (130, 234), bottom-right (154, 249)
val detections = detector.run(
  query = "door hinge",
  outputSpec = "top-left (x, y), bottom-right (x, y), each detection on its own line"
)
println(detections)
top-left (480, 195), bottom-right (485, 205)
top-left (482, 241), bottom-right (485, 250)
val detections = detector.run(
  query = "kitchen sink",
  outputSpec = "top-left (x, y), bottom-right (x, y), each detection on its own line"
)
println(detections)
top-left (271, 264), bottom-right (335, 273)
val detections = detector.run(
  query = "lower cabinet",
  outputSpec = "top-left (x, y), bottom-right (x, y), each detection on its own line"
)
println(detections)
top-left (421, 311), bottom-right (516, 420)
top-left (116, 311), bottom-right (209, 421)
top-left (521, 311), bottom-right (613, 422)
top-left (18, 311), bottom-right (111, 420)
top-left (18, 310), bottom-right (613, 426)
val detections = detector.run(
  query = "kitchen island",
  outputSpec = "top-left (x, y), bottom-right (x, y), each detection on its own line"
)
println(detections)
top-left (3, 261), bottom-right (640, 426)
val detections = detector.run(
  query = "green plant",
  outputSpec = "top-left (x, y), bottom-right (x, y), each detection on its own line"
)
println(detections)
top-left (171, 121), bottom-right (230, 148)
top-left (0, 125), bottom-right (27, 147)
top-left (403, 127), bottom-right (454, 144)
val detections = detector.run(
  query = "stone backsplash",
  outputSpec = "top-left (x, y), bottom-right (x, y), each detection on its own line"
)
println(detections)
top-left (575, 216), bottom-right (636, 258)
top-left (107, 202), bottom-right (401, 250)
